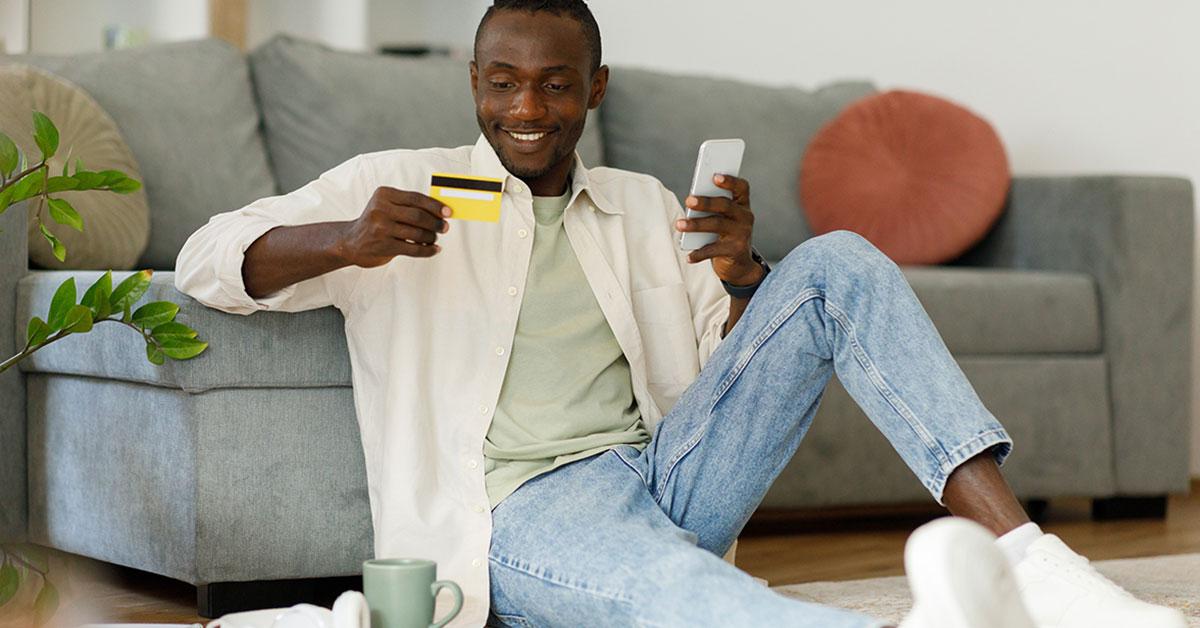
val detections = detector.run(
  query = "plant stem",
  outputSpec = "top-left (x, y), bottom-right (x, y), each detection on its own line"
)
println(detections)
top-left (0, 546), bottom-right (48, 579)
top-left (0, 317), bottom-right (156, 375)
top-left (0, 160), bottom-right (48, 196)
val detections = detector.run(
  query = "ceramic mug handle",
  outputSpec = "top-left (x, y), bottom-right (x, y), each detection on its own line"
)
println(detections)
top-left (428, 580), bottom-right (462, 628)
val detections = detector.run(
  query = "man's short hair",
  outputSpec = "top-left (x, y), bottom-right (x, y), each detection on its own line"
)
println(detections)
top-left (474, 0), bottom-right (603, 75)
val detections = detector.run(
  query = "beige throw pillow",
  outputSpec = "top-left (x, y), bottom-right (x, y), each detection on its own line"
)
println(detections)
top-left (0, 64), bottom-right (149, 269)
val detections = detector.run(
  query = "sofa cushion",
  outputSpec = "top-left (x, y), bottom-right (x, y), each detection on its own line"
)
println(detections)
top-left (249, 35), bottom-right (607, 195)
top-left (901, 266), bottom-right (1100, 355)
top-left (17, 271), bottom-right (350, 393)
top-left (0, 64), bottom-right (150, 270)
top-left (800, 90), bottom-right (1010, 265)
top-left (5, 40), bottom-right (279, 270)
top-left (599, 68), bottom-right (875, 261)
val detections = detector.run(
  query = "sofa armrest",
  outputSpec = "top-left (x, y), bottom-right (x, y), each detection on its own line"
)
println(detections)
top-left (958, 175), bottom-right (1194, 495)
top-left (1, 201), bottom-right (30, 541)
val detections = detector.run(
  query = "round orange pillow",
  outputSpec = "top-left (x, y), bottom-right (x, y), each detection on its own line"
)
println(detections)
top-left (799, 90), bottom-right (1010, 265)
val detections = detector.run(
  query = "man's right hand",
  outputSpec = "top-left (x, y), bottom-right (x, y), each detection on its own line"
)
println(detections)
top-left (337, 187), bottom-right (453, 268)
top-left (241, 186), bottom-right (453, 298)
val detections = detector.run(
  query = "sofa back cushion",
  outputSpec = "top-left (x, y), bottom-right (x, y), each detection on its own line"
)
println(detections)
top-left (5, 40), bottom-right (279, 270)
top-left (250, 36), bottom-right (606, 195)
top-left (599, 68), bottom-right (874, 261)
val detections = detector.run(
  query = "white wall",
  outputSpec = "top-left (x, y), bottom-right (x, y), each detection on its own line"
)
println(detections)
top-left (246, 0), bottom-right (370, 52)
top-left (29, 0), bottom-right (207, 54)
top-left (0, 0), bottom-right (30, 53)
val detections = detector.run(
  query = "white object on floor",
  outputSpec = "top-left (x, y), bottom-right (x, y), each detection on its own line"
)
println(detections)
top-left (1013, 533), bottom-right (1187, 628)
top-left (897, 517), bottom-right (1036, 628)
top-left (205, 592), bottom-right (370, 628)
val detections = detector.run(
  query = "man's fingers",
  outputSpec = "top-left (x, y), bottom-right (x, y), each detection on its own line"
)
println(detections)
top-left (391, 240), bottom-right (440, 258)
top-left (685, 241), bottom-right (728, 264)
top-left (390, 224), bottom-right (439, 246)
top-left (713, 174), bottom-right (751, 204)
top-left (675, 214), bottom-right (733, 234)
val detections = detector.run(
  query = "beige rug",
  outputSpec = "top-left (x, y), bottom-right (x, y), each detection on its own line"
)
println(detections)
top-left (772, 552), bottom-right (1200, 626)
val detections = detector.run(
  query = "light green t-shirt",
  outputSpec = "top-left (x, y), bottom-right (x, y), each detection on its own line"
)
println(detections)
top-left (484, 190), bottom-right (650, 508)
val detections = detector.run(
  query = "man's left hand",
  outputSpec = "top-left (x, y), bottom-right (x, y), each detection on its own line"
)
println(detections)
top-left (675, 174), bottom-right (763, 287)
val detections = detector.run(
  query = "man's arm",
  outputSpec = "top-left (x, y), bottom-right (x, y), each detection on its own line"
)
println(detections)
top-left (242, 187), bottom-right (452, 299)
top-left (674, 174), bottom-right (763, 334)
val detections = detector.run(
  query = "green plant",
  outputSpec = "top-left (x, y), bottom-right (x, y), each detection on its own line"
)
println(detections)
top-left (1, 111), bottom-right (209, 625)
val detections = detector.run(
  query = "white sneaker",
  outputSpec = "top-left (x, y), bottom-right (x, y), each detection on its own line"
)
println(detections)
top-left (1013, 534), bottom-right (1186, 628)
top-left (898, 517), bottom-right (1037, 628)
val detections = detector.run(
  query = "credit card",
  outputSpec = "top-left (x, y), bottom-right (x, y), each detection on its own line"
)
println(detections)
top-left (430, 173), bottom-right (504, 223)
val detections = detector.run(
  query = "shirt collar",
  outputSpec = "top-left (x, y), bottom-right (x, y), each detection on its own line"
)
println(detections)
top-left (469, 135), bottom-right (624, 215)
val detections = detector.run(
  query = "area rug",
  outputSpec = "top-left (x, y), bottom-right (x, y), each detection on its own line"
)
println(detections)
top-left (772, 552), bottom-right (1199, 625)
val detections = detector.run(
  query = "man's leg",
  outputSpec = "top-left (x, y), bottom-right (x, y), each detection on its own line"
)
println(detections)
top-left (487, 449), bottom-right (888, 628)
top-left (619, 230), bottom-right (1016, 555)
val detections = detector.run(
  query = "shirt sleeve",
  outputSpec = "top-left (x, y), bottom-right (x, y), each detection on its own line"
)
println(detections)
top-left (660, 185), bottom-right (731, 366)
top-left (175, 155), bottom-right (374, 315)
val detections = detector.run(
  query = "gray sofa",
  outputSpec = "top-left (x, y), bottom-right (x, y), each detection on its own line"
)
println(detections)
top-left (1, 37), bottom-right (1193, 615)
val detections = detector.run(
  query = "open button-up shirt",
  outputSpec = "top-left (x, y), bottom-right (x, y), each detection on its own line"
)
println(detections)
top-left (175, 136), bottom-right (730, 627)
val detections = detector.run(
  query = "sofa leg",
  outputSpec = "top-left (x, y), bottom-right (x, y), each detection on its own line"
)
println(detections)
top-left (1023, 499), bottom-right (1049, 524)
top-left (1091, 495), bottom-right (1168, 521)
top-left (197, 576), bottom-right (362, 618)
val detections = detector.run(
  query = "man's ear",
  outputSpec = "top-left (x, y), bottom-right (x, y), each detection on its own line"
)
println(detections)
top-left (469, 60), bottom-right (480, 99)
top-left (589, 65), bottom-right (609, 110)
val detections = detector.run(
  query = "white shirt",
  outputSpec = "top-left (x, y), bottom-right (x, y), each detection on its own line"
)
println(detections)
top-left (175, 136), bottom-right (730, 627)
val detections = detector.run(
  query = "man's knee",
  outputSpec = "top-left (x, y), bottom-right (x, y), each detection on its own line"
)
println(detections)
top-left (774, 230), bottom-right (902, 288)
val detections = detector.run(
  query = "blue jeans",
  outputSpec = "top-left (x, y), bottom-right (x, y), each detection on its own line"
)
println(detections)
top-left (486, 232), bottom-right (1013, 628)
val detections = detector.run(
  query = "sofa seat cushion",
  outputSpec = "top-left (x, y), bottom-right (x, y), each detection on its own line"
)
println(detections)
top-left (249, 35), bottom-right (606, 195)
top-left (17, 271), bottom-right (350, 393)
top-left (901, 266), bottom-right (1100, 355)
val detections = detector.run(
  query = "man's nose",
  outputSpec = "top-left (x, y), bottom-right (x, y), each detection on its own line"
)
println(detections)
top-left (509, 85), bottom-right (546, 120)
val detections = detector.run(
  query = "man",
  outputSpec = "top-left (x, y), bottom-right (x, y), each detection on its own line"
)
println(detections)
top-left (176, 1), bottom-right (1185, 626)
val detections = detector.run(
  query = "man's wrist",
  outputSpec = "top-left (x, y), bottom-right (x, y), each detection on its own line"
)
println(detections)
top-left (721, 249), bottom-right (771, 299)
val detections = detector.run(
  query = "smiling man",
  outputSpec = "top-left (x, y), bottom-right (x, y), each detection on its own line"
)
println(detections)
top-left (176, 1), bottom-right (1185, 627)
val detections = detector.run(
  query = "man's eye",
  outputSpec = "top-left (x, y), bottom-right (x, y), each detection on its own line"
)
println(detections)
top-left (490, 81), bottom-right (514, 89)
top-left (546, 84), bottom-right (570, 92)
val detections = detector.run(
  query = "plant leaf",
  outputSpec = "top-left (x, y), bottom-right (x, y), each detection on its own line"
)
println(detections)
top-left (146, 341), bottom-right (165, 365)
top-left (74, 157), bottom-right (83, 175)
top-left (46, 277), bottom-right (76, 331)
top-left (0, 563), bottom-right (18, 607)
top-left (63, 304), bottom-right (93, 334)
top-left (33, 579), bottom-right (58, 627)
top-left (44, 175), bottom-right (80, 195)
top-left (160, 338), bottom-right (208, 360)
top-left (109, 270), bottom-right (153, 312)
top-left (15, 546), bottom-right (48, 573)
top-left (47, 198), bottom-right (82, 231)
top-left (26, 316), bottom-right (51, 348)
top-left (0, 133), bottom-right (18, 179)
top-left (70, 171), bottom-right (104, 191)
top-left (108, 177), bottom-right (142, 194)
top-left (39, 223), bottom-right (66, 262)
top-left (131, 302), bottom-right (178, 330)
top-left (151, 321), bottom-right (197, 342)
top-left (9, 169), bottom-right (45, 204)
top-left (60, 147), bottom-right (73, 177)
top-left (31, 111), bottom-right (59, 161)
top-left (81, 271), bottom-right (113, 320)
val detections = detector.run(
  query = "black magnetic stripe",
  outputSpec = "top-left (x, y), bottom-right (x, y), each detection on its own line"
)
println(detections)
top-left (431, 176), bottom-right (503, 193)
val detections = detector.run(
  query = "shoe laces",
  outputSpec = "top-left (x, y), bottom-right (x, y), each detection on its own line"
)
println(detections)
top-left (1034, 538), bottom-right (1133, 599)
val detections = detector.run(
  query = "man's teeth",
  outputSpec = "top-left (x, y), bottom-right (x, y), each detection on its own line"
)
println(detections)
top-left (508, 131), bottom-right (548, 141)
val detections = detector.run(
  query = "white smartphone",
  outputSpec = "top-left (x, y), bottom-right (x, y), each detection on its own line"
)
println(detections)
top-left (680, 138), bottom-right (746, 251)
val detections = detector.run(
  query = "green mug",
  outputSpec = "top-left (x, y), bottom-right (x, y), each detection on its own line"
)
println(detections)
top-left (362, 558), bottom-right (463, 628)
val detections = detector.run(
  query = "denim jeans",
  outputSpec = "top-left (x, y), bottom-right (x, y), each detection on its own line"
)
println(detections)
top-left (486, 231), bottom-right (1013, 628)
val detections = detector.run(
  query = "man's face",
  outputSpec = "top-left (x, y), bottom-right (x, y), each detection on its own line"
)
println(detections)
top-left (471, 10), bottom-right (607, 195)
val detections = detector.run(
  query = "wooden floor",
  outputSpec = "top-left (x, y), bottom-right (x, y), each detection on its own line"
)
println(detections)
top-left (5, 482), bottom-right (1198, 626)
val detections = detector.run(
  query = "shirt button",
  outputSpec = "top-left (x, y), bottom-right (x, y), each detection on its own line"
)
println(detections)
top-left (518, 229), bottom-right (529, 238)
top-left (473, 504), bottom-right (485, 514)
top-left (479, 405), bottom-right (489, 415)
top-left (466, 459), bottom-right (479, 469)
top-left (472, 559), bottom-right (483, 568)
top-left (507, 286), bottom-right (518, 297)
top-left (589, 205), bottom-right (596, 213)
top-left (495, 346), bottom-right (505, 356)
top-left (511, 182), bottom-right (525, 194)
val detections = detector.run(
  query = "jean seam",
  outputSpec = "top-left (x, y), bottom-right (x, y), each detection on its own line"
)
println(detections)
top-left (488, 554), bottom-right (635, 605)
top-left (614, 446), bottom-right (650, 489)
top-left (653, 289), bottom-right (823, 504)
top-left (926, 428), bottom-right (1014, 502)
top-left (820, 296), bottom-right (953, 473)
